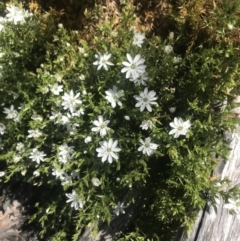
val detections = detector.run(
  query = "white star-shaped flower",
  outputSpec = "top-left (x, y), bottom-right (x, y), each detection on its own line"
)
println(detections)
top-left (91, 115), bottom-right (110, 138)
top-left (130, 72), bottom-right (148, 86)
top-left (132, 31), bottom-right (145, 47)
top-left (61, 90), bottom-right (82, 113)
top-left (16, 142), bottom-right (24, 152)
top-left (27, 129), bottom-right (42, 138)
top-left (65, 190), bottom-right (83, 210)
top-left (3, 105), bottom-right (19, 120)
top-left (224, 198), bottom-right (240, 218)
top-left (52, 168), bottom-right (64, 180)
top-left (113, 202), bottom-right (126, 216)
top-left (6, 6), bottom-right (25, 24)
top-left (96, 138), bottom-right (121, 163)
top-left (140, 120), bottom-right (154, 130)
top-left (61, 114), bottom-right (71, 125)
top-left (105, 86), bottom-right (124, 108)
top-left (50, 83), bottom-right (63, 95)
top-left (134, 88), bottom-right (158, 112)
top-left (121, 54), bottom-right (146, 79)
top-left (169, 117), bottom-right (191, 138)
top-left (59, 143), bottom-right (74, 164)
top-left (138, 137), bottom-right (158, 156)
top-left (29, 148), bottom-right (46, 164)
top-left (6, 6), bottom-right (32, 24)
top-left (49, 111), bottom-right (62, 124)
top-left (93, 52), bottom-right (114, 70)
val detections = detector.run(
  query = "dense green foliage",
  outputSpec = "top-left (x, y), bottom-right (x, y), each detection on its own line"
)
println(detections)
top-left (0, 0), bottom-right (240, 240)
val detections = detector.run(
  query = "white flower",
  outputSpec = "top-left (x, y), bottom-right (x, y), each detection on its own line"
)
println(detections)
top-left (130, 72), bottom-right (148, 86)
top-left (65, 190), bottom-right (83, 210)
top-left (134, 88), bottom-right (158, 112)
top-left (169, 32), bottom-right (174, 39)
top-left (138, 137), bottom-right (158, 156)
top-left (31, 113), bottom-right (43, 121)
top-left (61, 173), bottom-right (73, 186)
top-left (91, 115), bottom-right (110, 138)
top-left (58, 23), bottom-right (63, 28)
top-left (71, 108), bottom-right (84, 117)
top-left (21, 168), bottom-right (27, 176)
top-left (224, 198), bottom-right (240, 216)
top-left (29, 148), bottom-right (46, 164)
top-left (0, 17), bottom-right (6, 31)
top-left (169, 117), bottom-right (191, 138)
top-left (59, 144), bottom-right (74, 164)
top-left (27, 129), bottom-right (42, 138)
top-left (84, 136), bottom-right (92, 143)
top-left (140, 120), bottom-right (154, 130)
top-left (16, 142), bottom-right (24, 152)
top-left (61, 90), bottom-right (82, 113)
top-left (66, 123), bottom-right (79, 135)
top-left (121, 54), bottom-right (146, 79)
top-left (173, 56), bottom-right (182, 64)
top-left (133, 31), bottom-right (145, 47)
top-left (78, 47), bottom-right (85, 54)
top-left (49, 111), bottom-right (62, 124)
top-left (124, 116), bottom-right (130, 121)
top-left (61, 114), bottom-right (71, 125)
top-left (96, 138), bottom-right (121, 163)
top-left (13, 155), bottom-right (21, 163)
top-left (0, 171), bottom-right (5, 177)
top-left (3, 105), bottom-right (19, 120)
top-left (91, 177), bottom-right (101, 186)
top-left (105, 86), bottom-right (124, 108)
top-left (0, 123), bottom-right (6, 135)
top-left (164, 45), bottom-right (173, 54)
top-left (169, 106), bottom-right (176, 113)
top-left (79, 74), bottom-right (85, 80)
top-left (113, 202), bottom-right (126, 216)
top-left (52, 168), bottom-right (64, 180)
top-left (50, 83), bottom-right (63, 95)
top-left (33, 170), bottom-right (40, 177)
top-left (6, 6), bottom-right (26, 24)
top-left (93, 52), bottom-right (114, 71)
top-left (59, 143), bottom-right (74, 157)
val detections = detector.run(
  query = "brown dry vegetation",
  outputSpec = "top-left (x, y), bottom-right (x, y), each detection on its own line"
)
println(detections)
top-left (22, 0), bottom-right (240, 54)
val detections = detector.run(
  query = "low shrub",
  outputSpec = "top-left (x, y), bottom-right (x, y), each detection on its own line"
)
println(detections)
top-left (0, 0), bottom-right (240, 240)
